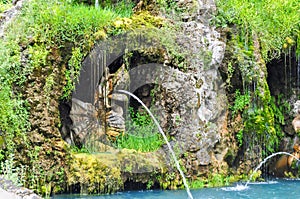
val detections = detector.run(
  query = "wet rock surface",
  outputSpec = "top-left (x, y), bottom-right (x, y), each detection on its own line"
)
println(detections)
top-left (0, 177), bottom-right (42, 199)
top-left (67, 149), bottom-right (167, 194)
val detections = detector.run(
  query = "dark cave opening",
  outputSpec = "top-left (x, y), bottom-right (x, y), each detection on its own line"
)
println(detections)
top-left (123, 179), bottom-right (160, 191)
top-left (267, 47), bottom-right (299, 97)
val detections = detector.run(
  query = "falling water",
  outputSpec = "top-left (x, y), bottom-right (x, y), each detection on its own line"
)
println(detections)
top-left (289, 48), bottom-right (292, 92)
top-left (116, 90), bottom-right (194, 199)
top-left (298, 54), bottom-right (300, 94)
top-left (245, 152), bottom-right (300, 187)
top-left (284, 51), bottom-right (287, 96)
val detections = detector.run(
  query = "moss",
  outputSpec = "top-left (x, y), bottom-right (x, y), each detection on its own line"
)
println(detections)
top-left (0, 2), bottom-right (12, 13)
top-left (67, 153), bottom-right (123, 194)
top-left (215, 0), bottom-right (300, 61)
top-left (67, 149), bottom-right (167, 194)
top-left (108, 11), bottom-right (165, 35)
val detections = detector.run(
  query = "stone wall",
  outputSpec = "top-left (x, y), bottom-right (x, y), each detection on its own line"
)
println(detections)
top-left (62, 0), bottom-right (231, 185)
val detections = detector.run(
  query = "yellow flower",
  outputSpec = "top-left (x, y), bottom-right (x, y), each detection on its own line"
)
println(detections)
top-left (94, 30), bottom-right (107, 40)
top-left (114, 20), bottom-right (123, 28)
top-left (285, 37), bottom-right (294, 45)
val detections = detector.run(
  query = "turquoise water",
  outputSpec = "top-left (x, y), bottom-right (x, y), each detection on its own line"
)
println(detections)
top-left (52, 179), bottom-right (300, 199)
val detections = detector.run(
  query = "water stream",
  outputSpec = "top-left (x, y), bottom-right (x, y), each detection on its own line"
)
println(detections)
top-left (222, 151), bottom-right (300, 191)
top-left (112, 91), bottom-right (300, 197)
top-left (115, 90), bottom-right (194, 199)
top-left (246, 152), bottom-right (300, 187)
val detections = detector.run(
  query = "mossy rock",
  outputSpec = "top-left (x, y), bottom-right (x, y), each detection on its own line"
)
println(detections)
top-left (67, 148), bottom-right (167, 194)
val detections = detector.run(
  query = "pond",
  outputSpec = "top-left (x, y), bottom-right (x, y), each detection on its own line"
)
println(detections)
top-left (52, 179), bottom-right (300, 199)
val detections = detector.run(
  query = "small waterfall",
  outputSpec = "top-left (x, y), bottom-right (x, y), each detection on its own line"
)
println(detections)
top-left (116, 90), bottom-right (194, 199)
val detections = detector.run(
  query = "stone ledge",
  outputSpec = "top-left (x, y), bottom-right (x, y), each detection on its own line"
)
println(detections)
top-left (0, 177), bottom-right (42, 199)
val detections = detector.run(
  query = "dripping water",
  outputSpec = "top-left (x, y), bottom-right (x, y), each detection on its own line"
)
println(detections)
top-left (284, 51), bottom-right (287, 97)
top-left (102, 49), bottom-right (107, 152)
top-left (297, 54), bottom-right (300, 95)
top-left (289, 47), bottom-right (292, 93)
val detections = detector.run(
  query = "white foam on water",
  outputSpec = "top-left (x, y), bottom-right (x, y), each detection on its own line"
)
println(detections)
top-left (221, 184), bottom-right (249, 191)
top-left (248, 180), bottom-right (278, 185)
top-left (221, 180), bottom-right (279, 192)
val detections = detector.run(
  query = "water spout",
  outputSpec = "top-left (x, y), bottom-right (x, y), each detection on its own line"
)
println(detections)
top-left (245, 152), bottom-right (300, 187)
top-left (116, 90), bottom-right (194, 199)
top-left (223, 152), bottom-right (300, 192)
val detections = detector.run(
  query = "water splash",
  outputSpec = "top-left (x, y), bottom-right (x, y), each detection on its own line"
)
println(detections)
top-left (221, 184), bottom-right (249, 191)
top-left (245, 152), bottom-right (300, 187)
top-left (115, 90), bottom-right (194, 199)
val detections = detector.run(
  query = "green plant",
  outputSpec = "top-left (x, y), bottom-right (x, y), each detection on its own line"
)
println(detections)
top-left (189, 174), bottom-right (235, 189)
top-left (114, 107), bottom-right (164, 152)
top-left (230, 89), bottom-right (251, 117)
top-left (114, 133), bottom-right (163, 152)
top-left (146, 180), bottom-right (154, 189)
top-left (0, 1), bottom-right (12, 13)
top-left (214, 0), bottom-right (300, 61)
top-left (62, 47), bottom-right (83, 99)
top-left (154, 28), bottom-right (189, 71)
top-left (240, 94), bottom-right (285, 154)
top-left (209, 173), bottom-right (229, 187)
top-left (0, 155), bottom-right (26, 187)
top-left (0, 0), bottom-right (137, 195)
top-left (70, 145), bottom-right (91, 153)
top-left (157, 0), bottom-right (183, 15)
top-left (236, 129), bottom-right (243, 147)
top-left (226, 61), bottom-right (235, 89)
top-left (189, 179), bottom-right (205, 189)
top-left (107, 0), bottom-right (134, 17)
top-left (44, 73), bottom-right (55, 107)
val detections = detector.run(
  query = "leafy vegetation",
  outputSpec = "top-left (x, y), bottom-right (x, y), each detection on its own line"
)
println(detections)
top-left (216, 0), bottom-right (299, 156)
top-left (1, 0), bottom-right (298, 194)
top-left (231, 90), bottom-right (286, 152)
top-left (215, 0), bottom-right (300, 61)
top-left (0, 0), bottom-right (136, 195)
top-left (0, 1), bottom-right (12, 13)
top-left (0, 155), bottom-right (26, 187)
top-left (230, 89), bottom-right (251, 117)
top-left (114, 108), bottom-right (164, 152)
top-left (189, 174), bottom-right (237, 189)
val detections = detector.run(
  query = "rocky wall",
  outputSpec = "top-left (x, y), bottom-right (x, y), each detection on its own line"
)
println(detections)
top-left (60, 0), bottom-right (232, 189)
